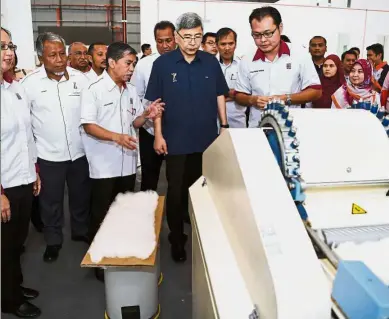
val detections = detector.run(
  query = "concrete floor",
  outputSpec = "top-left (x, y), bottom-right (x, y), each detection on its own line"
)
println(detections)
top-left (3, 164), bottom-right (193, 319)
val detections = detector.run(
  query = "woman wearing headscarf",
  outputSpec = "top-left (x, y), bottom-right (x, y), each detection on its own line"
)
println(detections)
top-left (1, 27), bottom-right (41, 318)
top-left (312, 54), bottom-right (345, 108)
top-left (331, 59), bottom-right (380, 109)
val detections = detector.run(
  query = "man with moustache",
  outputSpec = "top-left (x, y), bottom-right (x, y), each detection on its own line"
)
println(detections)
top-left (86, 42), bottom-right (107, 81)
top-left (130, 20), bottom-right (177, 192)
top-left (81, 42), bottom-right (164, 281)
top-left (68, 42), bottom-right (90, 73)
top-left (216, 27), bottom-right (246, 128)
top-left (21, 33), bottom-right (91, 263)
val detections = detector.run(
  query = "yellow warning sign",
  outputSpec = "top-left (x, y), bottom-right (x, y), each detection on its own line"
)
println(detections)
top-left (352, 203), bottom-right (367, 215)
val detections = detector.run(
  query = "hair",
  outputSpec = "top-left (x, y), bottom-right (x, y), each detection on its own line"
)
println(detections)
top-left (366, 43), bottom-right (384, 60)
top-left (1, 27), bottom-right (12, 40)
top-left (68, 42), bottom-right (87, 55)
top-left (249, 6), bottom-right (282, 27)
top-left (350, 46), bottom-right (360, 54)
top-left (309, 36), bottom-right (327, 46)
top-left (141, 43), bottom-right (151, 53)
top-left (216, 28), bottom-right (237, 43)
top-left (88, 42), bottom-right (106, 55)
top-left (341, 49), bottom-right (357, 62)
top-left (175, 12), bottom-right (203, 32)
top-left (154, 20), bottom-right (175, 39)
top-left (202, 32), bottom-right (217, 44)
top-left (36, 32), bottom-right (66, 57)
top-left (107, 42), bottom-right (137, 65)
top-left (281, 35), bottom-right (291, 43)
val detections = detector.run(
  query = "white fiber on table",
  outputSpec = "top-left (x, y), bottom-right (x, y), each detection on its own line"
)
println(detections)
top-left (88, 191), bottom-right (159, 263)
top-left (334, 237), bottom-right (389, 285)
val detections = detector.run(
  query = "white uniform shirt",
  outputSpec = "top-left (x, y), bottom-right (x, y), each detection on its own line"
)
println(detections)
top-left (21, 67), bottom-right (89, 162)
top-left (1, 80), bottom-right (37, 188)
top-left (219, 55), bottom-right (247, 128)
top-left (85, 68), bottom-right (101, 82)
top-left (81, 71), bottom-right (144, 179)
top-left (130, 53), bottom-right (160, 135)
top-left (235, 42), bottom-right (321, 128)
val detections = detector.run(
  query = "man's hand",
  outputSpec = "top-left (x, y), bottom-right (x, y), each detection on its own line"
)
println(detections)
top-left (1, 194), bottom-right (11, 223)
top-left (112, 133), bottom-right (138, 150)
top-left (269, 94), bottom-right (286, 102)
top-left (226, 89), bottom-right (236, 102)
top-left (144, 98), bottom-right (165, 119)
top-left (33, 174), bottom-right (41, 196)
top-left (154, 135), bottom-right (168, 155)
top-left (251, 95), bottom-right (272, 109)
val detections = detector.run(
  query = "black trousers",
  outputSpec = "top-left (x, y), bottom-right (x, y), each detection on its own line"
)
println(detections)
top-left (88, 174), bottom-right (136, 241)
top-left (1, 184), bottom-right (33, 311)
top-left (38, 156), bottom-right (91, 246)
top-left (165, 153), bottom-right (202, 245)
top-left (30, 195), bottom-right (42, 231)
top-left (139, 127), bottom-right (164, 191)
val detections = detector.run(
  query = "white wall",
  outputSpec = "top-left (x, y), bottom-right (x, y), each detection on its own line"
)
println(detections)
top-left (140, 0), bottom-right (389, 59)
top-left (1, 0), bottom-right (35, 69)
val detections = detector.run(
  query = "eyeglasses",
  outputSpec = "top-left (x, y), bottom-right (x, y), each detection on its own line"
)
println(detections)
top-left (176, 31), bottom-right (203, 43)
top-left (1, 42), bottom-right (17, 51)
top-left (251, 27), bottom-right (278, 40)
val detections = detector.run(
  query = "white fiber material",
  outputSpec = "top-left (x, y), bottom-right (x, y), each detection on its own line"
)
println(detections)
top-left (334, 237), bottom-right (389, 285)
top-left (88, 191), bottom-right (159, 263)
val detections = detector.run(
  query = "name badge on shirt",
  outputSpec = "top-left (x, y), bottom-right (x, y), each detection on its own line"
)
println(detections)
top-left (69, 91), bottom-right (81, 97)
top-left (15, 93), bottom-right (22, 100)
top-left (286, 63), bottom-right (292, 70)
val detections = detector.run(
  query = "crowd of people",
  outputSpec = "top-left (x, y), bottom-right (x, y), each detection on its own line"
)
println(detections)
top-left (1, 5), bottom-right (389, 318)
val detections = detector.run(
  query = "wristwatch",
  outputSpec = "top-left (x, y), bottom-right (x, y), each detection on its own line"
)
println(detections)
top-left (285, 94), bottom-right (292, 106)
top-left (220, 124), bottom-right (230, 128)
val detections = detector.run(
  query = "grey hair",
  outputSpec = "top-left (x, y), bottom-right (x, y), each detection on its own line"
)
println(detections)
top-left (68, 42), bottom-right (87, 55)
top-left (175, 12), bottom-right (203, 32)
top-left (1, 27), bottom-right (12, 40)
top-left (36, 32), bottom-right (66, 57)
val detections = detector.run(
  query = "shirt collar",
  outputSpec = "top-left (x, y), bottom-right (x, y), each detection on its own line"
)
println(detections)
top-left (173, 48), bottom-right (201, 63)
top-left (38, 66), bottom-right (70, 81)
top-left (218, 54), bottom-right (238, 66)
top-left (102, 70), bottom-right (127, 92)
top-left (253, 40), bottom-right (290, 62)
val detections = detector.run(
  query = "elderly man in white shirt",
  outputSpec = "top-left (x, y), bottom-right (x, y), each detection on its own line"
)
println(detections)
top-left (21, 32), bottom-right (91, 263)
top-left (130, 20), bottom-right (176, 192)
top-left (235, 7), bottom-right (321, 128)
top-left (81, 42), bottom-right (163, 281)
top-left (1, 27), bottom-right (42, 318)
top-left (216, 27), bottom-right (246, 128)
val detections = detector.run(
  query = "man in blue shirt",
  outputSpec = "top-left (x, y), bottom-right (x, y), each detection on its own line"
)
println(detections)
top-left (145, 12), bottom-right (229, 262)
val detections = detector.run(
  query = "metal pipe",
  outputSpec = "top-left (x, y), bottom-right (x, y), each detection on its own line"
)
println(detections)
top-left (32, 20), bottom-right (139, 25)
top-left (304, 179), bottom-right (389, 189)
top-left (305, 225), bottom-right (340, 269)
top-left (122, 0), bottom-right (127, 43)
top-left (31, 3), bottom-right (139, 9)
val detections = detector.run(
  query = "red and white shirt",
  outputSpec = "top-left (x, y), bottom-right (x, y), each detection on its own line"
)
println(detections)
top-left (235, 41), bottom-right (321, 127)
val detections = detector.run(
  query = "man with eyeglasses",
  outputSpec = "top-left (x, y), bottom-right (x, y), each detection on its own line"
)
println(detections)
top-left (145, 12), bottom-right (229, 263)
top-left (130, 21), bottom-right (177, 193)
top-left (68, 42), bottom-right (90, 73)
top-left (201, 32), bottom-right (218, 56)
top-left (235, 6), bottom-right (322, 128)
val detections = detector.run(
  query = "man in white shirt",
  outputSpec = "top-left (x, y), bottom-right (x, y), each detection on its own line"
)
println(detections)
top-left (68, 42), bottom-right (90, 73)
top-left (235, 6), bottom-right (322, 128)
top-left (21, 32), bottom-right (91, 263)
top-left (130, 20), bottom-right (176, 191)
top-left (81, 43), bottom-right (163, 280)
top-left (85, 42), bottom-right (107, 82)
top-left (216, 27), bottom-right (246, 128)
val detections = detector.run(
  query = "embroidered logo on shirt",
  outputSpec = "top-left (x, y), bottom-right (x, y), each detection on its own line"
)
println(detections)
top-left (15, 93), bottom-right (22, 100)
top-left (171, 73), bottom-right (177, 82)
top-left (250, 70), bottom-right (264, 73)
top-left (205, 76), bottom-right (209, 79)
top-left (130, 98), bottom-right (133, 104)
top-left (286, 63), bottom-right (292, 70)
top-left (103, 102), bottom-right (113, 106)
top-left (73, 82), bottom-right (78, 89)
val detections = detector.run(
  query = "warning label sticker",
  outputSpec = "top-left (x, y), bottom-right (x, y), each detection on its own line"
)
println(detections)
top-left (352, 203), bottom-right (367, 215)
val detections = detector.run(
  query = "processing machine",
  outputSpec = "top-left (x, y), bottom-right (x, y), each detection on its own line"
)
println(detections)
top-left (189, 103), bottom-right (389, 319)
